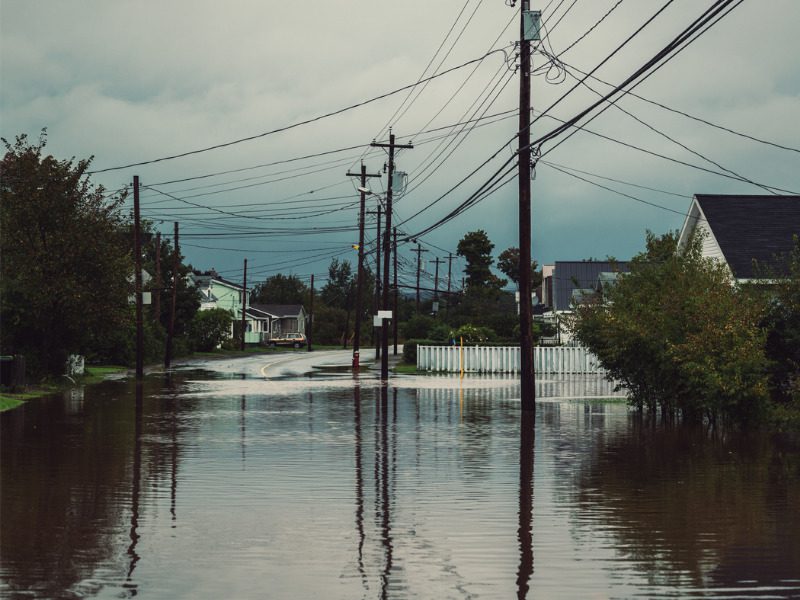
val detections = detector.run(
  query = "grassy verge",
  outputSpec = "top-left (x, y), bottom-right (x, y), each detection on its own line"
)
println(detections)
top-left (393, 362), bottom-right (418, 374)
top-left (0, 365), bottom-right (128, 412)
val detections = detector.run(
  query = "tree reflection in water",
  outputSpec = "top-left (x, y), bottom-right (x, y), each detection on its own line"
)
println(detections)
top-left (571, 417), bottom-right (800, 591)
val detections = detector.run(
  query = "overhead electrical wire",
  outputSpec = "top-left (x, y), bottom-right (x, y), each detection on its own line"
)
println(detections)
top-left (89, 47), bottom-right (513, 174)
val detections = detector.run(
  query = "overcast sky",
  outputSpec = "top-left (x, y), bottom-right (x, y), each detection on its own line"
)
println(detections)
top-left (3, 0), bottom-right (798, 290)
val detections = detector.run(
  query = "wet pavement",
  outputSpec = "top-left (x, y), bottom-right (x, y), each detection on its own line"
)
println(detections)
top-left (1, 353), bottom-right (799, 599)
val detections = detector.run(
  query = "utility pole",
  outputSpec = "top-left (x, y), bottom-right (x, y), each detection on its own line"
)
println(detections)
top-left (133, 176), bottom-right (143, 380)
top-left (153, 231), bottom-right (161, 324)
top-left (240, 258), bottom-right (247, 351)
top-left (517, 0), bottom-right (539, 414)
top-left (165, 222), bottom-right (179, 369)
top-left (368, 205), bottom-right (383, 361)
top-left (347, 164), bottom-right (381, 370)
top-left (392, 227), bottom-right (398, 355)
top-left (446, 253), bottom-right (454, 317)
top-left (308, 274), bottom-right (314, 352)
top-left (371, 132), bottom-right (413, 382)
top-left (411, 243), bottom-right (428, 312)
top-left (431, 257), bottom-right (445, 303)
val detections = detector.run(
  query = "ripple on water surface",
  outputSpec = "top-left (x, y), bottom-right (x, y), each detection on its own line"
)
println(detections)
top-left (1, 368), bottom-right (798, 599)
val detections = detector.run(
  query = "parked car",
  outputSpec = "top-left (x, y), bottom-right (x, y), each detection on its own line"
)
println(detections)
top-left (268, 332), bottom-right (307, 348)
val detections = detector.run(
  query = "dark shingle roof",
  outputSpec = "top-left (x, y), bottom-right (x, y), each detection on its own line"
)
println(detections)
top-left (696, 195), bottom-right (800, 278)
top-left (250, 303), bottom-right (304, 318)
top-left (553, 261), bottom-right (630, 311)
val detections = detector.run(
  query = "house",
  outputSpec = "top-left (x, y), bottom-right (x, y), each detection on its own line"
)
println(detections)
top-left (190, 270), bottom-right (253, 339)
top-left (677, 194), bottom-right (800, 281)
top-left (249, 304), bottom-right (307, 339)
top-left (539, 261), bottom-right (630, 343)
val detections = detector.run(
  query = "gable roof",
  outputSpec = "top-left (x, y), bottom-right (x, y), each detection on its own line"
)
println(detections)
top-left (190, 271), bottom-right (245, 291)
top-left (553, 261), bottom-right (630, 311)
top-left (689, 195), bottom-right (800, 278)
top-left (250, 303), bottom-right (305, 318)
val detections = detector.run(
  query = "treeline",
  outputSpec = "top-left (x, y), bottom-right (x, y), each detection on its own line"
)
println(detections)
top-left (569, 231), bottom-right (800, 428)
top-left (0, 133), bottom-right (205, 377)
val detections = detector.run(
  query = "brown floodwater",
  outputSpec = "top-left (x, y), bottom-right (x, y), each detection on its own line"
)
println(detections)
top-left (1, 357), bottom-right (799, 599)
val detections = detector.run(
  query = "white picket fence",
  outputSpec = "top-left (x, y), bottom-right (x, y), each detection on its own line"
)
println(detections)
top-left (416, 345), bottom-right (607, 375)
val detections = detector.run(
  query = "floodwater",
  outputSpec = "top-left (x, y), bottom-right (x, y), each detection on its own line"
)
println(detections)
top-left (1, 354), bottom-right (799, 599)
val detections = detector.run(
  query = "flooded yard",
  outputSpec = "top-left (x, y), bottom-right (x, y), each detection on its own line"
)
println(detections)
top-left (2, 354), bottom-right (799, 599)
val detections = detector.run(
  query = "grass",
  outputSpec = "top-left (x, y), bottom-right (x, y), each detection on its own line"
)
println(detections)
top-left (393, 362), bottom-right (418, 374)
top-left (0, 365), bottom-right (127, 412)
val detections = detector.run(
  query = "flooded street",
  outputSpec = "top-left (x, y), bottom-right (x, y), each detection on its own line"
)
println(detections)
top-left (2, 353), bottom-right (799, 599)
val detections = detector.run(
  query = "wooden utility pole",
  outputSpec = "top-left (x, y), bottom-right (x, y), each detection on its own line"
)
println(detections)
top-left (133, 176), bottom-right (143, 379)
top-left (153, 231), bottom-right (161, 324)
top-left (393, 227), bottom-right (398, 355)
top-left (347, 164), bottom-right (381, 370)
top-left (518, 0), bottom-right (537, 414)
top-left (307, 274), bottom-right (314, 352)
top-left (431, 257), bottom-right (445, 303)
top-left (446, 253), bottom-right (454, 317)
top-left (240, 258), bottom-right (247, 351)
top-left (368, 206), bottom-right (383, 361)
top-left (411, 243), bottom-right (428, 312)
top-left (371, 132), bottom-right (413, 382)
top-left (165, 222), bottom-right (179, 369)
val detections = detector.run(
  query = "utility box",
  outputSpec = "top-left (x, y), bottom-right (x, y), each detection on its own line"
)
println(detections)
top-left (391, 171), bottom-right (408, 196)
top-left (523, 10), bottom-right (542, 41)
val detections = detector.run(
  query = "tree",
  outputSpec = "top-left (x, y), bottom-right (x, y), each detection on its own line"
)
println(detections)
top-left (320, 259), bottom-right (354, 309)
top-left (570, 230), bottom-right (769, 425)
top-left (251, 273), bottom-right (307, 305)
top-left (190, 308), bottom-right (233, 351)
top-left (457, 230), bottom-right (506, 289)
top-left (497, 247), bottom-right (542, 289)
top-left (0, 132), bottom-right (132, 376)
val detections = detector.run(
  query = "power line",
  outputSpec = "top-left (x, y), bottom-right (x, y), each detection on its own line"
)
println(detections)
top-left (88, 47), bottom-right (512, 174)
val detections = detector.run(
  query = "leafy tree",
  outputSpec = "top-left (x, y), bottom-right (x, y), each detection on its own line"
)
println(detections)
top-left (140, 223), bottom-right (199, 338)
top-left (402, 314), bottom-right (436, 340)
top-left (0, 132), bottom-right (131, 375)
top-left (457, 230), bottom-right (506, 289)
top-left (570, 231), bottom-right (769, 425)
top-left (320, 258), bottom-right (354, 309)
top-left (497, 247), bottom-right (542, 289)
top-left (190, 308), bottom-right (233, 351)
top-left (251, 273), bottom-right (307, 305)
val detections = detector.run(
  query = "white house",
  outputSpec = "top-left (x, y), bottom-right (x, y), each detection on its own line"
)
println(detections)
top-left (677, 194), bottom-right (800, 282)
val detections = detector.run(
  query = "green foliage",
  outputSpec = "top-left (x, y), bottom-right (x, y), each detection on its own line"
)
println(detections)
top-left (251, 273), bottom-right (307, 305)
top-left (190, 308), bottom-right (233, 352)
top-left (752, 235), bottom-right (800, 407)
top-left (452, 323), bottom-right (495, 344)
top-left (0, 132), bottom-right (132, 376)
top-left (457, 230), bottom-right (506, 290)
top-left (311, 303), bottom-right (349, 345)
top-left (570, 230), bottom-right (770, 425)
top-left (402, 314), bottom-right (436, 340)
top-left (428, 322), bottom-right (452, 341)
top-left (141, 224), bottom-right (200, 338)
top-left (320, 258), bottom-right (354, 310)
top-left (402, 339), bottom-right (443, 364)
top-left (497, 247), bottom-right (542, 289)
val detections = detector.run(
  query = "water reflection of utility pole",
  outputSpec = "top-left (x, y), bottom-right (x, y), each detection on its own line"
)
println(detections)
top-left (126, 383), bottom-right (144, 590)
top-left (516, 410), bottom-right (535, 599)
top-left (379, 385), bottom-right (393, 599)
top-left (240, 396), bottom-right (246, 466)
top-left (353, 386), bottom-right (367, 590)
top-left (171, 395), bottom-right (178, 527)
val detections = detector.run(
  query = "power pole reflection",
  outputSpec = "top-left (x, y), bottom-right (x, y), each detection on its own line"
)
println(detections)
top-left (516, 409), bottom-right (535, 598)
top-left (125, 383), bottom-right (144, 593)
top-left (353, 386), bottom-right (367, 590)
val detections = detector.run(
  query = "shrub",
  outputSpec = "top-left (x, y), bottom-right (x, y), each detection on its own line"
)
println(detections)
top-left (191, 309), bottom-right (233, 352)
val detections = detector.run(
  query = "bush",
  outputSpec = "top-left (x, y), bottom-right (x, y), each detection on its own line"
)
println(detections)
top-left (403, 339), bottom-right (445, 364)
top-left (452, 324), bottom-right (495, 344)
top-left (570, 231), bottom-right (770, 425)
top-left (191, 309), bottom-right (233, 352)
top-left (402, 314), bottom-right (436, 340)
